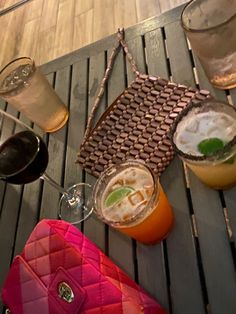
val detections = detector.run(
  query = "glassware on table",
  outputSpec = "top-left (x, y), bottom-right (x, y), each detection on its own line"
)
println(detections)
top-left (181, 0), bottom-right (236, 89)
top-left (0, 109), bottom-right (93, 224)
top-left (170, 100), bottom-right (236, 189)
top-left (92, 160), bottom-right (174, 245)
top-left (0, 57), bottom-right (69, 132)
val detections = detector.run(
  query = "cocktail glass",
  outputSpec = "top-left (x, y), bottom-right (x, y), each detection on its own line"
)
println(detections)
top-left (0, 57), bottom-right (69, 132)
top-left (0, 109), bottom-right (93, 224)
top-left (181, 0), bottom-right (236, 89)
top-left (170, 100), bottom-right (236, 189)
top-left (92, 160), bottom-right (174, 245)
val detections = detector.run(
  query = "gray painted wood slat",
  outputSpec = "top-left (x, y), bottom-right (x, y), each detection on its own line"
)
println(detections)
top-left (12, 120), bottom-right (43, 257)
top-left (0, 107), bottom-right (23, 294)
top-left (223, 90), bottom-right (236, 246)
top-left (106, 46), bottom-right (135, 279)
top-left (166, 20), bottom-right (236, 314)
top-left (0, 104), bottom-right (37, 311)
top-left (145, 28), bottom-right (169, 80)
top-left (125, 35), bottom-right (169, 310)
top-left (65, 60), bottom-right (87, 187)
top-left (39, 69), bottom-right (70, 219)
top-left (144, 27), bottom-right (172, 309)
top-left (63, 60), bottom-right (88, 228)
top-left (188, 173), bottom-right (236, 314)
top-left (164, 20), bottom-right (205, 314)
top-left (0, 100), bottom-right (6, 224)
top-left (83, 52), bottom-right (106, 251)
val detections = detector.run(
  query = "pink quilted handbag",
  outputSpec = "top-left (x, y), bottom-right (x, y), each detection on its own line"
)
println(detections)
top-left (1, 219), bottom-right (167, 314)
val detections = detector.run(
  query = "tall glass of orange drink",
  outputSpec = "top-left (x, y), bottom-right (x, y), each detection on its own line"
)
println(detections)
top-left (92, 160), bottom-right (174, 245)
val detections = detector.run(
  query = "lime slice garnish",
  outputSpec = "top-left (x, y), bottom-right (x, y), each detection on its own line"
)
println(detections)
top-left (197, 137), bottom-right (224, 156)
top-left (105, 186), bottom-right (134, 207)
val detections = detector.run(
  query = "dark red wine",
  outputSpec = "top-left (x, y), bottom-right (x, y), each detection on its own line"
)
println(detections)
top-left (0, 130), bottom-right (48, 184)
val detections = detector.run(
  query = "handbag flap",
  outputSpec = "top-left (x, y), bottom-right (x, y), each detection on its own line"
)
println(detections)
top-left (1, 256), bottom-right (66, 314)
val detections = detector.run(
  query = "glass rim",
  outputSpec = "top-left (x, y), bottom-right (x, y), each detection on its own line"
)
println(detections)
top-left (0, 57), bottom-right (35, 96)
top-left (0, 109), bottom-right (40, 179)
top-left (181, 0), bottom-right (236, 33)
top-left (169, 100), bottom-right (236, 163)
top-left (92, 159), bottom-right (160, 227)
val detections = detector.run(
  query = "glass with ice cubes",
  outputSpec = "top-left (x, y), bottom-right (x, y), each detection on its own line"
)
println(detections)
top-left (92, 160), bottom-right (174, 244)
top-left (171, 100), bottom-right (236, 189)
top-left (0, 57), bottom-right (68, 132)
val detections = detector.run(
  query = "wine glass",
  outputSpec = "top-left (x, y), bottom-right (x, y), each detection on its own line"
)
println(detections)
top-left (0, 109), bottom-right (93, 224)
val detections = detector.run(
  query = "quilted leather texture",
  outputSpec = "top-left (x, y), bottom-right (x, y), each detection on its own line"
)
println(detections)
top-left (2, 219), bottom-right (167, 314)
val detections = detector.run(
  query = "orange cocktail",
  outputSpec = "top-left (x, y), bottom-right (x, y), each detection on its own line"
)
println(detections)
top-left (93, 160), bottom-right (174, 245)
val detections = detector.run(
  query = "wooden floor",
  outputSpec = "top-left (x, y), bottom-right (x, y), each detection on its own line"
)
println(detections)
top-left (0, 0), bottom-right (188, 67)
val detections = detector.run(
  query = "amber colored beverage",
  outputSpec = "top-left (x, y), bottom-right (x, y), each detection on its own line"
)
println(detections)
top-left (0, 57), bottom-right (68, 132)
top-left (118, 186), bottom-right (173, 244)
top-left (93, 160), bottom-right (174, 245)
top-left (186, 160), bottom-right (236, 190)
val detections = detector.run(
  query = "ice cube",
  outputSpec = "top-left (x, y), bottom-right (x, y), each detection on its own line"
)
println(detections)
top-left (112, 179), bottom-right (124, 190)
top-left (225, 126), bottom-right (235, 139)
top-left (128, 190), bottom-right (145, 206)
top-left (143, 185), bottom-right (154, 198)
top-left (185, 119), bottom-right (199, 133)
top-left (217, 115), bottom-right (232, 126)
top-left (178, 135), bottom-right (188, 145)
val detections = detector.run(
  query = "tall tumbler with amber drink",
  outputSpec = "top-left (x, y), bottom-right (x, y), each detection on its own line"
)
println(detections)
top-left (0, 57), bottom-right (68, 132)
top-left (171, 100), bottom-right (236, 189)
top-left (181, 0), bottom-right (236, 89)
top-left (92, 160), bottom-right (174, 245)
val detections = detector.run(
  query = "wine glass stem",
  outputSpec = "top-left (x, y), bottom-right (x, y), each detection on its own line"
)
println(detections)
top-left (41, 173), bottom-right (70, 197)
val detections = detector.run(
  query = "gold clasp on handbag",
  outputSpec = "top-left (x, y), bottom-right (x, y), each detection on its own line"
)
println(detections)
top-left (58, 282), bottom-right (74, 303)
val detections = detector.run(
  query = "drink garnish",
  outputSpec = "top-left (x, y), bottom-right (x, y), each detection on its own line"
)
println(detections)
top-left (197, 137), bottom-right (224, 156)
top-left (105, 186), bottom-right (134, 207)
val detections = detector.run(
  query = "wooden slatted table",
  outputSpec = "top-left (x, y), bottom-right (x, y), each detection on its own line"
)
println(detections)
top-left (1, 5), bottom-right (236, 314)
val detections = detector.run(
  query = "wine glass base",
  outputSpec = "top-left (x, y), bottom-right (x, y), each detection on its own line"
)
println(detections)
top-left (59, 183), bottom-right (93, 224)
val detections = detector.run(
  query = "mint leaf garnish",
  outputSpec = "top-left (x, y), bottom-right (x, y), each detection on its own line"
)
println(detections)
top-left (197, 138), bottom-right (224, 156)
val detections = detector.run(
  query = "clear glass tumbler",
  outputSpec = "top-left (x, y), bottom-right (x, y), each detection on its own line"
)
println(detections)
top-left (170, 100), bottom-right (236, 189)
top-left (181, 0), bottom-right (236, 89)
top-left (92, 160), bottom-right (174, 245)
top-left (0, 57), bottom-right (69, 132)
